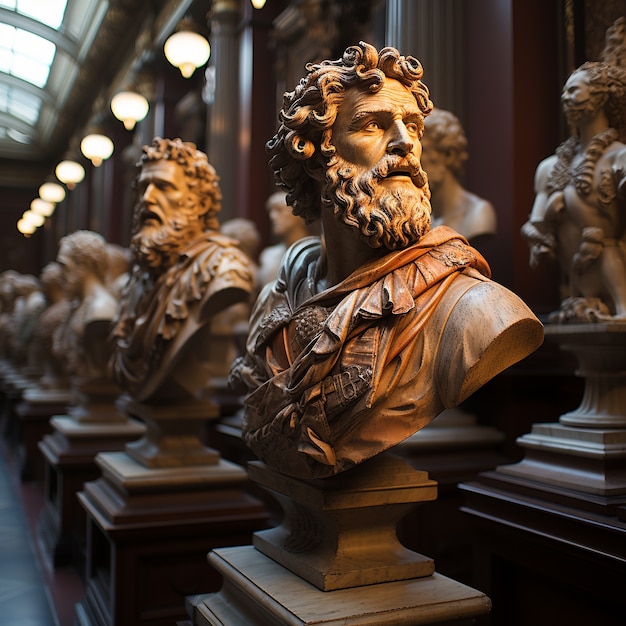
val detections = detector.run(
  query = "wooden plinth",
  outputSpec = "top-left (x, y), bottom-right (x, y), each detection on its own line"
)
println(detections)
top-left (249, 455), bottom-right (437, 591)
top-left (75, 451), bottom-right (268, 626)
top-left (396, 409), bottom-right (509, 585)
top-left (457, 322), bottom-right (626, 624)
top-left (188, 545), bottom-right (491, 626)
top-left (460, 470), bottom-right (626, 626)
top-left (496, 422), bottom-right (626, 510)
top-left (37, 415), bottom-right (145, 567)
top-left (15, 398), bottom-right (70, 482)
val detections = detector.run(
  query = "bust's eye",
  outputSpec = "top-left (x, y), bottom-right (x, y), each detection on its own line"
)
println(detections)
top-left (406, 122), bottom-right (420, 135)
top-left (364, 120), bottom-right (381, 131)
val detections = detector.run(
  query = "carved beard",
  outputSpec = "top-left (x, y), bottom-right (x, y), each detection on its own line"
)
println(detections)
top-left (323, 153), bottom-right (432, 250)
top-left (130, 204), bottom-right (197, 273)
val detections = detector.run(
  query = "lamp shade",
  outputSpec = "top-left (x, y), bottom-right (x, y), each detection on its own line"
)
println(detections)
top-left (251, 0), bottom-right (267, 7)
top-left (55, 159), bottom-right (85, 189)
top-left (81, 133), bottom-right (114, 166)
top-left (164, 30), bottom-right (210, 78)
top-left (111, 90), bottom-right (149, 130)
top-left (22, 210), bottom-right (45, 228)
top-left (39, 181), bottom-right (66, 203)
top-left (17, 217), bottom-right (37, 235)
top-left (30, 198), bottom-right (55, 217)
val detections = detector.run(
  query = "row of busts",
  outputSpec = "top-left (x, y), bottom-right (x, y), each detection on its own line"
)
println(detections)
top-left (0, 236), bottom-right (130, 396)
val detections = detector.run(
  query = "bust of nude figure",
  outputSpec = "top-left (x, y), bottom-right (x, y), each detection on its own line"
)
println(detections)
top-left (522, 17), bottom-right (626, 322)
top-left (230, 41), bottom-right (543, 479)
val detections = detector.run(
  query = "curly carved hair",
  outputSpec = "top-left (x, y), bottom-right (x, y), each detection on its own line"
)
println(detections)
top-left (266, 41), bottom-right (433, 223)
top-left (136, 137), bottom-right (222, 230)
top-left (58, 230), bottom-right (108, 281)
top-left (568, 61), bottom-right (626, 142)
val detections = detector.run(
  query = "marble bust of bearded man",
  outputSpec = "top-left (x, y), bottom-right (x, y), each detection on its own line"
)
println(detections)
top-left (230, 42), bottom-right (543, 479)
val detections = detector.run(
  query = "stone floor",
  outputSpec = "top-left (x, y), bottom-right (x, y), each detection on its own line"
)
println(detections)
top-left (0, 435), bottom-right (84, 626)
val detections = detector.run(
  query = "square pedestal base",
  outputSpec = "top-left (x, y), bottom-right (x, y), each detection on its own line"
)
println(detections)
top-left (15, 400), bottom-right (69, 482)
top-left (75, 453), bottom-right (268, 626)
top-left (189, 545), bottom-right (491, 625)
top-left (37, 416), bottom-right (145, 567)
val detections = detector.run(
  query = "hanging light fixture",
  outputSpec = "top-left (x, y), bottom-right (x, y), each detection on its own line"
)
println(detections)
top-left (17, 217), bottom-right (37, 236)
top-left (55, 159), bottom-right (85, 189)
top-left (111, 88), bottom-right (150, 130)
top-left (21, 210), bottom-right (45, 229)
top-left (81, 131), bottom-right (114, 166)
top-left (30, 198), bottom-right (55, 218)
top-left (39, 181), bottom-right (66, 203)
top-left (164, 18), bottom-right (210, 78)
top-left (251, 0), bottom-right (267, 8)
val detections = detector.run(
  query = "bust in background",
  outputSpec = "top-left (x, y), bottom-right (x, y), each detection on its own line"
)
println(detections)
top-left (257, 191), bottom-right (313, 289)
top-left (421, 108), bottom-right (497, 248)
top-left (110, 137), bottom-right (255, 405)
top-left (55, 230), bottom-right (119, 381)
top-left (34, 261), bottom-right (72, 392)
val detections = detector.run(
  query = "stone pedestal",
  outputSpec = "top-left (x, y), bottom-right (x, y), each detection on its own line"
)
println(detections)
top-left (191, 454), bottom-right (491, 625)
top-left (74, 397), bottom-right (268, 626)
top-left (37, 414), bottom-right (145, 567)
top-left (459, 323), bottom-right (626, 625)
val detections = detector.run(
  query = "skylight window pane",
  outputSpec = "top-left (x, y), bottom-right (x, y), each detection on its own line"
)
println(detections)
top-left (12, 55), bottom-right (50, 88)
top-left (15, 29), bottom-right (55, 63)
top-left (0, 84), bottom-right (41, 126)
top-left (9, 89), bottom-right (40, 125)
top-left (0, 27), bottom-right (56, 88)
top-left (0, 0), bottom-right (68, 29)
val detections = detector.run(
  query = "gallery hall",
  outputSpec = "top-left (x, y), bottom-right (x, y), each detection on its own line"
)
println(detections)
top-left (0, 1), bottom-right (625, 625)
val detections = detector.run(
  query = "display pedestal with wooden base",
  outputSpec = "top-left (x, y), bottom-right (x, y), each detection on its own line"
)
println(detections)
top-left (460, 323), bottom-right (626, 626)
top-left (74, 400), bottom-right (268, 626)
top-left (15, 386), bottom-right (72, 483)
top-left (37, 414), bottom-right (145, 568)
top-left (396, 407), bottom-right (507, 583)
top-left (189, 545), bottom-right (491, 626)
top-left (190, 454), bottom-right (491, 626)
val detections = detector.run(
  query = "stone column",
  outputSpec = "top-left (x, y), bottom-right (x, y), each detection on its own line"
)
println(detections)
top-left (386, 0), bottom-right (465, 120)
top-left (206, 0), bottom-right (240, 222)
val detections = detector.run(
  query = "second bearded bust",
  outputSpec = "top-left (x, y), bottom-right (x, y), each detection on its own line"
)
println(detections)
top-left (110, 137), bottom-right (255, 404)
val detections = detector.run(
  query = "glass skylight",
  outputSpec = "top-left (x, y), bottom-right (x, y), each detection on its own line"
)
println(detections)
top-left (0, 24), bottom-right (56, 88)
top-left (0, 0), bottom-right (67, 147)
top-left (0, 0), bottom-right (67, 29)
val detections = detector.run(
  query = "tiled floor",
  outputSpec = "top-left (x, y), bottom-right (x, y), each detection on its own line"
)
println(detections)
top-left (0, 429), bottom-right (84, 626)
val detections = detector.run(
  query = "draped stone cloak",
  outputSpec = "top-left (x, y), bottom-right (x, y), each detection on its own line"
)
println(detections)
top-left (232, 225), bottom-right (543, 479)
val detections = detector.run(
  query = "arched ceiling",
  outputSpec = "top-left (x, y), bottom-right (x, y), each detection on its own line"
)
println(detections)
top-left (0, 0), bottom-right (201, 189)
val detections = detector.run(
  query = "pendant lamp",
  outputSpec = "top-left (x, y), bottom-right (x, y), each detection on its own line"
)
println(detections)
top-left (164, 18), bottom-right (210, 78)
